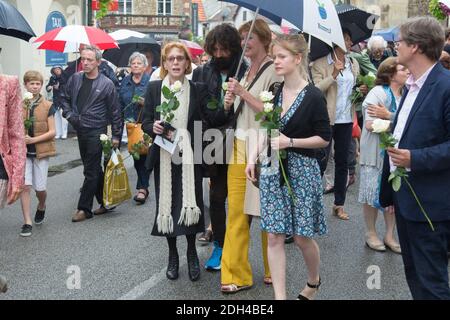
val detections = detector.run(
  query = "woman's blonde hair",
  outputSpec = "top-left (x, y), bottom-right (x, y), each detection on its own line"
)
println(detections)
top-left (271, 34), bottom-right (310, 81)
top-left (160, 42), bottom-right (193, 79)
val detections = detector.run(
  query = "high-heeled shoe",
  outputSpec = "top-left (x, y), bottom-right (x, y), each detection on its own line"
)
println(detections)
top-left (187, 249), bottom-right (200, 282)
top-left (166, 250), bottom-right (179, 280)
top-left (297, 278), bottom-right (321, 300)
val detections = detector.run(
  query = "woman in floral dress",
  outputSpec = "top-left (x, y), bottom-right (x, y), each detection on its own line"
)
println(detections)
top-left (246, 34), bottom-right (331, 300)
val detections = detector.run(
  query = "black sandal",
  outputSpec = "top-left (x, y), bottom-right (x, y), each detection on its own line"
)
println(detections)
top-left (133, 189), bottom-right (149, 204)
top-left (297, 278), bottom-right (321, 300)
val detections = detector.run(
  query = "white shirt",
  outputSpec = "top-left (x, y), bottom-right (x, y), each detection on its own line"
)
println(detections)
top-left (390, 63), bottom-right (436, 172)
top-left (328, 53), bottom-right (354, 124)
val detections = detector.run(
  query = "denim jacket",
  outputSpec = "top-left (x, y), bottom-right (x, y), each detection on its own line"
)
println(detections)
top-left (118, 73), bottom-right (150, 122)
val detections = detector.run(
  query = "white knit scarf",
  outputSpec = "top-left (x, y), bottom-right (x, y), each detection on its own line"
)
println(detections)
top-left (157, 76), bottom-right (201, 234)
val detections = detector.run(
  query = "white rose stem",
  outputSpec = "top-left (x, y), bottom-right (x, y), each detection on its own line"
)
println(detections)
top-left (234, 7), bottom-right (260, 78)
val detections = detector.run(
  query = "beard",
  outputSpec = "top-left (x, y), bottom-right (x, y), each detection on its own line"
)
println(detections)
top-left (210, 56), bottom-right (235, 71)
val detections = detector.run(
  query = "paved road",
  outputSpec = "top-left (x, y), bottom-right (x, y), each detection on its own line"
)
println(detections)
top-left (0, 137), bottom-right (416, 300)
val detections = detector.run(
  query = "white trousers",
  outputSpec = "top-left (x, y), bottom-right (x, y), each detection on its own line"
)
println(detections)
top-left (54, 109), bottom-right (68, 139)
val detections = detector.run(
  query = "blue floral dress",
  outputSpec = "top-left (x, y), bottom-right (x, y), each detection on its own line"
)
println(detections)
top-left (260, 89), bottom-right (327, 238)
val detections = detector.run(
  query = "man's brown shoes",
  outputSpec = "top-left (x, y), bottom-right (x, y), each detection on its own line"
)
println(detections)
top-left (71, 210), bottom-right (92, 222)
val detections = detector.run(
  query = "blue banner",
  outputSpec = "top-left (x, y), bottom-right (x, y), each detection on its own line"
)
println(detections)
top-left (45, 11), bottom-right (68, 67)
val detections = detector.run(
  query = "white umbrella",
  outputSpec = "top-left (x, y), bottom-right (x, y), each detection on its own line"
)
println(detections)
top-left (109, 29), bottom-right (146, 41)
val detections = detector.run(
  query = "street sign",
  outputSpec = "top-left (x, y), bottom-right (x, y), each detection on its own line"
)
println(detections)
top-left (45, 11), bottom-right (68, 66)
top-left (191, 3), bottom-right (198, 37)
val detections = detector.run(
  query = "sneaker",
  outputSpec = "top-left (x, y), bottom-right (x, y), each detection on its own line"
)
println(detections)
top-left (205, 241), bottom-right (222, 271)
top-left (34, 208), bottom-right (45, 225)
top-left (20, 224), bottom-right (32, 237)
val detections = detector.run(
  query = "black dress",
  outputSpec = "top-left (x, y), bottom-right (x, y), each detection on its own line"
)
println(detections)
top-left (142, 80), bottom-right (231, 237)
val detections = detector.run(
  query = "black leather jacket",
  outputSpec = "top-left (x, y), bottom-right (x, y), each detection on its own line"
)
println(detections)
top-left (60, 72), bottom-right (123, 139)
top-left (192, 57), bottom-right (248, 113)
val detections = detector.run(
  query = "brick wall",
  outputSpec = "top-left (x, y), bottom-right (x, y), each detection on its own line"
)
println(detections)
top-left (133, 0), bottom-right (188, 15)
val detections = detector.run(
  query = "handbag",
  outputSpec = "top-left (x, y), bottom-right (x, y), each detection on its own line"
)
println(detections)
top-left (126, 107), bottom-right (148, 155)
top-left (352, 112), bottom-right (361, 139)
top-left (252, 154), bottom-right (263, 189)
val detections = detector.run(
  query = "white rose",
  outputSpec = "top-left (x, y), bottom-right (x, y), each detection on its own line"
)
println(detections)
top-left (372, 119), bottom-right (391, 133)
top-left (171, 80), bottom-right (182, 93)
top-left (259, 91), bottom-right (274, 103)
top-left (100, 134), bottom-right (109, 142)
top-left (263, 103), bottom-right (274, 113)
top-left (222, 82), bottom-right (228, 92)
top-left (23, 92), bottom-right (33, 100)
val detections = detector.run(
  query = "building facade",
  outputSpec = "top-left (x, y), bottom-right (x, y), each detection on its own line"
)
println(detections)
top-left (1, 0), bottom-right (85, 87)
top-left (98, 0), bottom-right (192, 41)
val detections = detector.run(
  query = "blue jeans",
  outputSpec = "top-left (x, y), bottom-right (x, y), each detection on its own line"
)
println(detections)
top-left (133, 154), bottom-right (151, 190)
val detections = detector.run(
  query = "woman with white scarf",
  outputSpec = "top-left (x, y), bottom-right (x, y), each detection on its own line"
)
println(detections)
top-left (142, 42), bottom-right (231, 282)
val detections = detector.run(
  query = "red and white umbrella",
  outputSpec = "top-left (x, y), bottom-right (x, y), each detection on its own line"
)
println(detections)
top-left (179, 39), bottom-right (204, 57)
top-left (33, 25), bottom-right (118, 53)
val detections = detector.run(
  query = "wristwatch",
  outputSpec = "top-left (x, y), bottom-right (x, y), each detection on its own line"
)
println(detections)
top-left (289, 138), bottom-right (294, 148)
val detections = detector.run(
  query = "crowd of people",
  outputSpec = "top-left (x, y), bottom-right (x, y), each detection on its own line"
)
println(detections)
top-left (0, 15), bottom-right (449, 300)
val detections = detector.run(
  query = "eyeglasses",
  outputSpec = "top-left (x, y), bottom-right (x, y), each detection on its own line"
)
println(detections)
top-left (394, 40), bottom-right (405, 47)
top-left (166, 55), bottom-right (186, 63)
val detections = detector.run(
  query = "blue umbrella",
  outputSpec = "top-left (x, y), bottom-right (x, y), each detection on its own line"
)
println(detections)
top-left (373, 26), bottom-right (399, 42)
top-left (219, 0), bottom-right (346, 75)
top-left (219, 0), bottom-right (345, 48)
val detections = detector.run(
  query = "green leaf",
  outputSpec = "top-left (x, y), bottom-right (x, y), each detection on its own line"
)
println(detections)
top-left (392, 176), bottom-right (402, 192)
top-left (155, 105), bottom-right (162, 113)
top-left (279, 150), bottom-right (287, 159)
top-left (168, 99), bottom-right (175, 110)
top-left (255, 112), bottom-right (264, 121)
top-left (388, 172), bottom-right (396, 182)
top-left (207, 100), bottom-right (218, 110)
top-left (162, 86), bottom-right (171, 99)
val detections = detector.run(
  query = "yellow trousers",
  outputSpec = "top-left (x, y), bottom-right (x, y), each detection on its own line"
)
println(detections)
top-left (221, 139), bottom-right (270, 286)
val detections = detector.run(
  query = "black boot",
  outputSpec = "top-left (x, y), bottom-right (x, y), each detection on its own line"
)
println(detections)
top-left (166, 250), bottom-right (179, 280)
top-left (187, 249), bottom-right (200, 282)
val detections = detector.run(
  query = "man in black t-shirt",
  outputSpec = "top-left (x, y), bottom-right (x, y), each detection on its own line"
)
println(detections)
top-left (60, 46), bottom-right (122, 222)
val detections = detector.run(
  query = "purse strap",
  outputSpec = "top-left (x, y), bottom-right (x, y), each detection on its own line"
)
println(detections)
top-left (230, 60), bottom-right (273, 129)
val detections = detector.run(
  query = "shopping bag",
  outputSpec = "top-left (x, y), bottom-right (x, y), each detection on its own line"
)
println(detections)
top-left (126, 122), bottom-right (148, 155)
top-left (103, 150), bottom-right (132, 209)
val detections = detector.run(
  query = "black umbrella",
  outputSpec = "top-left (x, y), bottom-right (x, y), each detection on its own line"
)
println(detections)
top-left (103, 36), bottom-right (161, 67)
top-left (309, 4), bottom-right (379, 61)
top-left (0, 0), bottom-right (35, 42)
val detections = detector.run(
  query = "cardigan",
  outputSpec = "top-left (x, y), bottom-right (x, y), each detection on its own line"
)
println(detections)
top-left (279, 83), bottom-right (332, 158)
top-left (0, 75), bottom-right (26, 199)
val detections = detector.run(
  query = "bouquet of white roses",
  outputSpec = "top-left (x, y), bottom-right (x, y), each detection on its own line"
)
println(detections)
top-left (254, 90), bottom-right (296, 203)
top-left (350, 72), bottom-right (376, 105)
top-left (372, 119), bottom-right (434, 231)
top-left (23, 92), bottom-right (34, 131)
top-left (100, 134), bottom-right (113, 159)
top-left (207, 82), bottom-right (229, 110)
